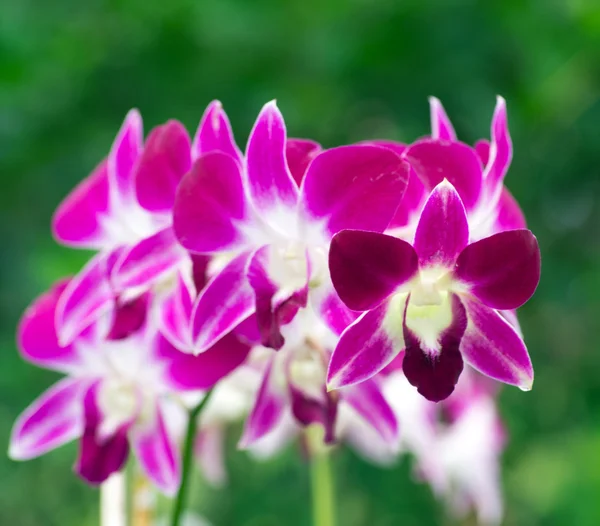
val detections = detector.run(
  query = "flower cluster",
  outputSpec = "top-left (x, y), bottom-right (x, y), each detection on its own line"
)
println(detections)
top-left (9, 97), bottom-right (540, 523)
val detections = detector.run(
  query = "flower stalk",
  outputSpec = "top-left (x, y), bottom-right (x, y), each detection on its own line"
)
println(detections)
top-left (170, 389), bottom-right (215, 526)
top-left (308, 427), bottom-right (336, 526)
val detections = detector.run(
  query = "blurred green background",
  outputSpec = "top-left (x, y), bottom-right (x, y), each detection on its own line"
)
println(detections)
top-left (2, 0), bottom-right (600, 524)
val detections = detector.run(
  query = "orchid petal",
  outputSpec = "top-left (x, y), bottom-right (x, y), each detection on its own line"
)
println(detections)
top-left (454, 230), bottom-right (540, 310)
top-left (402, 294), bottom-right (467, 402)
top-left (246, 101), bottom-right (298, 215)
top-left (108, 109), bottom-right (143, 205)
top-left (318, 291), bottom-right (360, 336)
top-left (158, 272), bottom-right (196, 352)
top-left (75, 384), bottom-right (129, 485)
top-left (289, 385), bottom-right (338, 444)
top-left (429, 97), bottom-right (457, 141)
top-left (474, 139), bottom-right (490, 166)
top-left (191, 251), bottom-right (255, 353)
top-left (131, 404), bottom-right (180, 496)
top-left (495, 188), bottom-right (527, 232)
top-left (483, 96), bottom-right (512, 201)
top-left (389, 165), bottom-right (427, 230)
top-left (111, 227), bottom-right (183, 291)
top-left (286, 138), bottom-right (321, 186)
top-left (107, 294), bottom-right (149, 341)
top-left (135, 120), bottom-right (192, 213)
top-left (195, 427), bottom-right (227, 487)
top-left (239, 357), bottom-right (287, 448)
top-left (52, 160), bottom-right (110, 249)
top-left (342, 379), bottom-right (399, 444)
top-left (55, 252), bottom-right (116, 346)
top-left (192, 100), bottom-right (242, 163)
top-left (414, 180), bottom-right (469, 268)
top-left (460, 297), bottom-right (533, 390)
top-left (173, 152), bottom-right (248, 253)
top-left (300, 145), bottom-right (409, 237)
top-left (9, 378), bottom-right (85, 460)
top-left (327, 300), bottom-right (403, 389)
top-left (18, 281), bottom-right (81, 372)
top-left (329, 230), bottom-right (418, 311)
top-left (404, 139), bottom-right (483, 212)
top-left (157, 333), bottom-right (250, 391)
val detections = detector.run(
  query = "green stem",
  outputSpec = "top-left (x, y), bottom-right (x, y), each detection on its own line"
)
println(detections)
top-left (310, 449), bottom-right (336, 526)
top-left (170, 389), bottom-right (215, 526)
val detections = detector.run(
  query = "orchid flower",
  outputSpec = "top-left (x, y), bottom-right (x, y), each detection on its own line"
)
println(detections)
top-left (9, 281), bottom-right (249, 494)
top-left (173, 101), bottom-right (409, 353)
top-left (386, 96), bottom-right (525, 242)
top-left (52, 111), bottom-right (193, 345)
top-left (327, 179), bottom-right (540, 401)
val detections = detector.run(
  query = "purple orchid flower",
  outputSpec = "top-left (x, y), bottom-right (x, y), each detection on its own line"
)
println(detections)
top-left (173, 100), bottom-right (410, 353)
top-left (9, 281), bottom-right (250, 494)
top-left (385, 96), bottom-right (525, 242)
top-left (327, 179), bottom-right (541, 402)
top-left (52, 111), bottom-right (193, 345)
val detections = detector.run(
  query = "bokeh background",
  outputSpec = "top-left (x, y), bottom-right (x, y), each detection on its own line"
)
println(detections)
top-left (2, 0), bottom-right (600, 524)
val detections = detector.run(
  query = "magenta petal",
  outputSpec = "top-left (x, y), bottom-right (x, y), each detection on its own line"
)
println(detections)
top-left (327, 301), bottom-right (401, 389)
top-left (429, 97), bottom-right (457, 141)
top-left (173, 152), bottom-right (248, 253)
top-left (495, 188), bottom-right (527, 231)
top-left (159, 273), bottom-right (195, 351)
top-left (192, 100), bottom-right (243, 163)
top-left (107, 294), bottom-right (149, 341)
top-left (404, 139), bottom-right (483, 212)
top-left (157, 332), bottom-right (250, 391)
top-left (402, 294), bottom-right (467, 402)
top-left (135, 120), bottom-right (192, 213)
top-left (460, 297), bottom-right (533, 390)
top-left (247, 246), bottom-right (308, 349)
top-left (111, 227), bottom-right (183, 291)
top-left (289, 385), bottom-right (338, 444)
top-left (483, 97), bottom-right (512, 200)
top-left (18, 281), bottom-right (81, 372)
top-left (246, 101), bottom-right (298, 214)
top-left (389, 166), bottom-right (427, 229)
top-left (342, 379), bottom-right (399, 444)
top-left (474, 139), bottom-right (491, 166)
top-left (52, 160), bottom-right (110, 249)
top-left (329, 230), bottom-right (418, 312)
top-left (108, 109), bottom-right (143, 204)
top-left (454, 229), bottom-right (540, 310)
top-left (239, 357), bottom-right (287, 448)
top-left (286, 138), bottom-right (321, 186)
top-left (414, 180), bottom-right (469, 268)
top-left (191, 251), bottom-right (255, 353)
top-left (55, 252), bottom-right (116, 345)
top-left (318, 291), bottom-right (360, 336)
top-left (9, 378), bottom-right (85, 460)
top-left (131, 404), bottom-right (180, 496)
top-left (75, 384), bottom-right (129, 485)
top-left (300, 145), bottom-right (409, 236)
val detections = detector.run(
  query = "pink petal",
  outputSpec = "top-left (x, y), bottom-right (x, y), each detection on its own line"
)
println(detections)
top-left (483, 97), bottom-right (512, 201)
top-left (191, 251), bottom-right (255, 353)
top-left (342, 379), bottom-right (399, 444)
top-left (402, 294), bottom-right (467, 402)
top-left (173, 152), bottom-right (249, 253)
top-left (18, 281), bottom-right (81, 372)
top-left (245, 101), bottom-right (298, 214)
top-left (495, 188), bottom-right (527, 232)
top-left (9, 378), bottom-right (86, 460)
top-left (135, 120), bottom-right (192, 213)
top-left (289, 384), bottom-right (338, 444)
top-left (107, 294), bottom-right (149, 341)
top-left (239, 357), bottom-right (287, 448)
top-left (318, 291), bottom-right (360, 336)
top-left (329, 230), bottom-right (418, 312)
top-left (404, 139), bottom-right (483, 212)
top-left (327, 300), bottom-right (402, 389)
top-left (247, 246), bottom-right (308, 349)
top-left (474, 139), bottom-right (490, 166)
top-left (108, 109), bottom-right (143, 205)
top-left (429, 97), bottom-right (457, 141)
top-left (390, 165), bottom-right (427, 229)
top-left (52, 160), bottom-right (110, 249)
top-left (414, 180), bottom-right (469, 268)
top-left (55, 252), bottom-right (116, 346)
top-left (454, 229), bottom-right (540, 310)
top-left (286, 138), bottom-right (321, 186)
top-left (195, 427), bottom-right (227, 487)
top-left (158, 272), bottom-right (195, 351)
top-left (111, 227), bottom-right (184, 291)
top-left (460, 297), bottom-right (533, 390)
top-left (300, 145), bottom-right (409, 237)
top-left (192, 100), bottom-right (242, 163)
top-left (157, 332), bottom-right (250, 391)
top-left (131, 404), bottom-right (180, 496)
top-left (75, 384), bottom-right (130, 485)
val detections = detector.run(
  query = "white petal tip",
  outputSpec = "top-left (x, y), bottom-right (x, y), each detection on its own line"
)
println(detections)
top-left (518, 379), bottom-right (534, 392)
